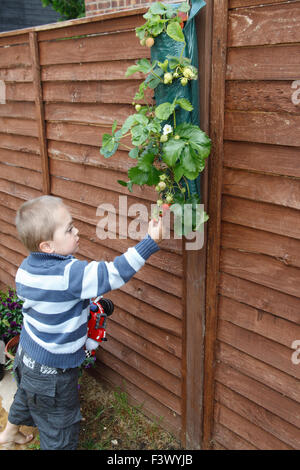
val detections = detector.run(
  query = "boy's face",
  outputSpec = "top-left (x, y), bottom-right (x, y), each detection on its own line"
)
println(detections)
top-left (40, 205), bottom-right (79, 256)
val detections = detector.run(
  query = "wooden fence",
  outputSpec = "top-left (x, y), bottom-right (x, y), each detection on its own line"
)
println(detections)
top-left (0, 10), bottom-right (185, 439)
top-left (205, 0), bottom-right (300, 450)
top-left (0, 1), bottom-right (299, 450)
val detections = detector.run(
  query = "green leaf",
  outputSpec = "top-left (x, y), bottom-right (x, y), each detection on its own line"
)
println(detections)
top-left (112, 120), bottom-right (118, 134)
top-left (176, 98), bottom-right (193, 112)
top-left (128, 166), bottom-right (149, 185)
top-left (149, 2), bottom-right (166, 15)
top-left (178, 2), bottom-right (190, 13)
top-left (137, 148), bottom-right (156, 171)
top-left (125, 58), bottom-right (152, 77)
top-left (145, 166), bottom-right (160, 186)
top-left (121, 115), bottom-right (136, 135)
top-left (166, 22), bottom-right (185, 43)
top-left (100, 133), bottom-right (119, 158)
top-left (155, 102), bottom-right (175, 121)
top-left (157, 59), bottom-right (169, 73)
top-left (117, 180), bottom-right (128, 187)
top-left (129, 147), bottom-right (139, 159)
top-left (131, 125), bottom-right (149, 146)
top-left (173, 163), bottom-right (185, 183)
top-left (162, 138), bottom-right (185, 167)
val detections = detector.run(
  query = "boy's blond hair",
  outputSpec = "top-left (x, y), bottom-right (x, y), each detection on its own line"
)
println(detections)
top-left (15, 196), bottom-right (64, 252)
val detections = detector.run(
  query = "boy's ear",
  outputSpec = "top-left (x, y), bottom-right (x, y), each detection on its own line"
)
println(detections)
top-left (39, 241), bottom-right (54, 253)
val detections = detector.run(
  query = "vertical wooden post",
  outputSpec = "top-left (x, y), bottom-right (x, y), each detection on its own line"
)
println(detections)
top-left (202, 0), bottom-right (228, 450)
top-left (29, 31), bottom-right (50, 195)
top-left (181, 1), bottom-right (213, 449)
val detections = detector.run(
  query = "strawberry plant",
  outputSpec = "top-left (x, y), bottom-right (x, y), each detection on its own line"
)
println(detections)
top-left (100, 2), bottom-right (211, 236)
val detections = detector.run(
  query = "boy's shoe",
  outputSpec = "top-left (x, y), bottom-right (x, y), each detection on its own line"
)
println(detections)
top-left (0, 363), bottom-right (4, 381)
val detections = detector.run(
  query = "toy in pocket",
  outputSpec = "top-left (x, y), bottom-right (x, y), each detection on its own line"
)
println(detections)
top-left (85, 296), bottom-right (114, 355)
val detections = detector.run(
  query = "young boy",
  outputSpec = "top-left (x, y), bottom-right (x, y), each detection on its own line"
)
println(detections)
top-left (0, 195), bottom-right (162, 450)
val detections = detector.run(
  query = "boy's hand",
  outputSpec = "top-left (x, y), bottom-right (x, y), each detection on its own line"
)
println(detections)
top-left (148, 218), bottom-right (163, 244)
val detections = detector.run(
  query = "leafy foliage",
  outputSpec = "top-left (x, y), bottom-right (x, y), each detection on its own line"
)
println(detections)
top-left (100, 2), bottom-right (212, 235)
top-left (41, 0), bottom-right (85, 21)
top-left (0, 289), bottom-right (23, 343)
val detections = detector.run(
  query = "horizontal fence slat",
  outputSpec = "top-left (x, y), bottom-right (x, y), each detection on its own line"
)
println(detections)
top-left (217, 341), bottom-right (300, 404)
top-left (228, 3), bottom-right (300, 47)
top-left (223, 168), bottom-right (300, 210)
top-left (45, 102), bottom-right (133, 126)
top-left (213, 422), bottom-right (257, 450)
top-left (0, 148), bottom-right (41, 171)
top-left (39, 31), bottom-right (149, 66)
top-left (221, 221), bottom-right (300, 269)
top-left (43, 80), bottom-right (146, 105)
top-left (42, 60), bottom-right (145, 82)
top-left (0, 133), bottom-right (40, 154)
top-left (220, 247), bottom-right (300, 298)
top-left (0, 66), bottom-right (32, 82)
top-left (0, 44), bottom-right (31, 68)
top-left (0, 162), bottom-right (42, 190)
top-left (220, 272), bottom-right (300, 326)
top-left (102, 327), bottom-right (181, 395)
top-left (223, 141), bottom-right (300, 178)
top-left (225, 80), bottom-right (300, 115)
top-left (0, 117), bottom-right (38, 138)
top-left (215, 381), bottom-right (300, 449)
top-left (226, 45), bottom-right (300, 80)
top-left (216, 363), bottom-right (300, 430)
top-left (222, 195), bottom-right (300, 240)
top-left (225, 111), bottom-right (300, 147)
top-left (217, 319), bottom-right (300, 379)
top-left (0, 101), bottom-right (36, 119)
top-left (50, 158), bottom-right (156, 202)
top-left (111, 307), bottom-right (182, 360)
top-left (219, 295), bottom-right (300, 349)
top-left (229, 0), bottom-right (294, 8)
top-left (215, 402), bottom-right (291, 450)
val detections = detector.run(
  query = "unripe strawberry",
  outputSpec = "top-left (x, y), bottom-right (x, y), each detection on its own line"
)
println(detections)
top-left (159, 174), bottom-right (167, 181)
top-left (174, 135), bottom-right (180, 140)
top-left (157, 199), bottom-right (163, 206)
top-left (183, 67), bottom-right (193, 78)
top-left (140, 38), bottom-right (146, 46)
top-left (158, 181), bottom-right (166, 191)
top-left (145, 37), bottom-right (154, 47)
top-left (160, 134), bottom-right (168, 143)
top-left (135, 104), bottom-right (141, 112)
top-left (155, 185), bottom-right (161, 192)
top-left (163, 72), bottom-right (173, 84)
top-left (166, 194), bottom-right (173, 203)
top-left (181, 77), bottom-right (188, 86)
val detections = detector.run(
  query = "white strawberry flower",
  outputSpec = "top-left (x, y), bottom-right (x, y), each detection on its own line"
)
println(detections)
top-left (163, 124), bottom-right (173, 135)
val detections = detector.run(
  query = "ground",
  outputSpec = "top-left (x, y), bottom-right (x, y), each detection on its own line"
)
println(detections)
top-left (0, 369), bottom-right (181, 451)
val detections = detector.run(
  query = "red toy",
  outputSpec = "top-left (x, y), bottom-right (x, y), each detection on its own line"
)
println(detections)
top-left (85, 296), bottom-right (114, 355)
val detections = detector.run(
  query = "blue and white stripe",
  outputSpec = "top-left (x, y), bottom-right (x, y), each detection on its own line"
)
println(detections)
top-left (16, 235), bottom-right (159, 368)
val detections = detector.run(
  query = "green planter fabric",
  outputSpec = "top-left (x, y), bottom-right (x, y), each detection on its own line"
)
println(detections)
top-left (151, 0), bottom-right (206, 197)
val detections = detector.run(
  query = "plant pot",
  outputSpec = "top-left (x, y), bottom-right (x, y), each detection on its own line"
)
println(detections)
top-left (5, 334), bottom-right (19, 360)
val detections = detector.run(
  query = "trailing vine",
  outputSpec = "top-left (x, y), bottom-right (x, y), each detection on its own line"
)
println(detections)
top-left (100, 2), bottom-right (211, 236)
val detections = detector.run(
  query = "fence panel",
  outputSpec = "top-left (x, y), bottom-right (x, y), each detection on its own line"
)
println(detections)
top-left (0, 11), bottom-right (184, 437)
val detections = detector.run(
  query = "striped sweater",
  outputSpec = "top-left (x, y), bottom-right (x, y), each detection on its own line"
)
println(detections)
top-left (15, 235), bottom-right (159, 368)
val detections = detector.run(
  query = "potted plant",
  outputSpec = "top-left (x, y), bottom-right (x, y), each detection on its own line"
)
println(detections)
top-left (100, 1), bottom-right (211, 237)
top-left (0, 288), bottom-right (23, 361)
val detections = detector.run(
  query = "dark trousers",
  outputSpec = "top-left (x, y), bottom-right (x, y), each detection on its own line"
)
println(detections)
top-left (8, 345), bottom-right (82, 450)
